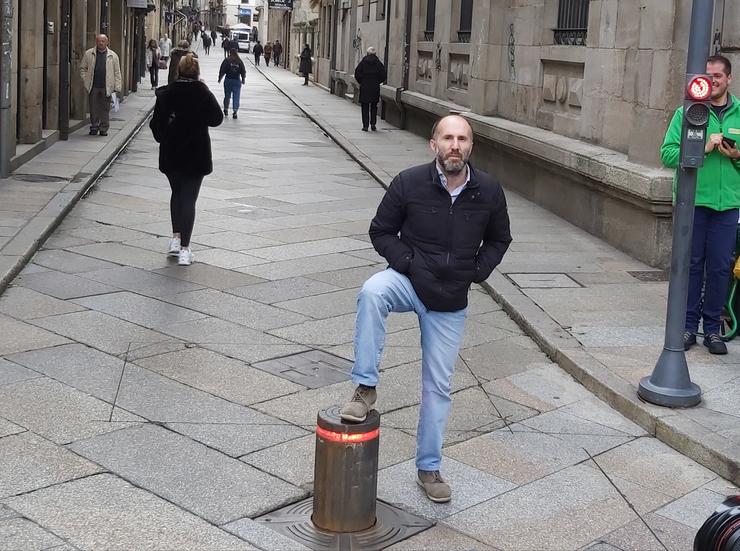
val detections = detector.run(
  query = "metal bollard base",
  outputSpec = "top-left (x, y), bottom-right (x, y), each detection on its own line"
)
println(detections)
top-left (255, 496), bottom-right (432, 550)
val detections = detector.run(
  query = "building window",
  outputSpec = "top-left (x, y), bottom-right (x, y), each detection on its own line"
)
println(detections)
top-left (424, 0), bottom-right (435, 41)
top-left (554, 0), bottom-right (589, 45)
top-left (457, 0), bottom-right (472, 42)
top-left (363, 0), bottom-right (370, 21)
top-left (377, 0), bottom-right (386, 20)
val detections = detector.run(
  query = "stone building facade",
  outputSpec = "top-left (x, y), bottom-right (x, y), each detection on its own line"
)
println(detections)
top-left (312, 0), bottom-right (740, 268)
top-left (1, 0), bottom-right (162, 175)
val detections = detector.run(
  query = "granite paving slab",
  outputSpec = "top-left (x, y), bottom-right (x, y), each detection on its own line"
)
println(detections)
top-left (67, 242), bottom-right (171, 270)
top-left (114, 364), bottom-right (279, 424)
top-left (3, 474), bottom-right (256, 550)
top-left (654, 486), bottom-right (729, 530)
top-left (306, 264), bottom-right (385, 288)
top-left (385, 525), bottom-right (495, 551)
top-left (0, 378), bottom-right (141, 444)
top-left (0, 286), bottom-right (86, 320)
top-left (274, 287), bottom-right (362, 318)
top-left (79, 266), bottom-right (205, 297)
top-left (190, 231), bottom-right (283, 251)
top-left (0, 315), bottom-right (71, 355)
top-left (70, 424), bottom-right (307, 524)
top-left (444, 463), bottom-right (636, 550)
top-left (7, 343), bottom-right (126, 403)
top-left (133, 347), bottom-right (304, 405)
top-left (68, 222), bottom-right (153, 243)
top-left (238, 253), bottom-right (372, 280)
top-left (162, 288), bottom-right (309, 330)
top-left (30, 310), bottom-right (171, 355)
top-left (593, 513), bottom-right (696, 551)
top-left (0, 517), bottom-right (65, 550)
top-left (166, 419), bottom-right (310, 458)
top-left (498, 364), bottom-right (593, 408)
top-left (0, 431), bottom-right (102, 498)
top-left (227, 276), bottom-right (341, 304)
top-left (31, 249), bottom-right (121, 274)
top-left (248, 237), bottom-right (372, 262)
top-left (15, 270), bottom-right (120, 300)
top-left (0, 358), bottom-right (41, 386)
top-left (378, 458), bottom-right (516, 521)
top-left (153, 263), bottom-right (266, 290)
top-left (254, 226), bottom-right (348, 244)
top-left (0, 417), bottom-right (25, 438)
top-left (73, 291), bottom-right (208, 330)
top-left (190, 248), bottom-right (268, 269)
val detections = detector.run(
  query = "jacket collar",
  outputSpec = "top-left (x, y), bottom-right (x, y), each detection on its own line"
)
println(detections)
top-left (428, 160), bottom-right (479, 189)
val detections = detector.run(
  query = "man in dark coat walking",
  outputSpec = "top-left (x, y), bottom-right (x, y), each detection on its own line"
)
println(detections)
top-left (354, 47), bottom-right (387, 131)
top-left (299, 44), bottom-right (312, 85)
top-left (273, 40), bottom-right (283, 67)
top-left (253, 41), bottom-right (264, 65)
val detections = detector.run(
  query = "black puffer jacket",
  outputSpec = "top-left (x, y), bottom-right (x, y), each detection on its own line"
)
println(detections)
top-left (369, 161), bottom-right (512, 311)
top-left (150, 79), bottom-right (223, 176)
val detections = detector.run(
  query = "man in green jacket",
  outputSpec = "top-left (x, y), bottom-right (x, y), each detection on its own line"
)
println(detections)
top-left (661, 54), bottom-right (740, 354)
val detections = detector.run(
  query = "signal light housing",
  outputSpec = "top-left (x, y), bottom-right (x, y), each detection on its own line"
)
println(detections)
top-left (687, 75), bottom-right (712, 101)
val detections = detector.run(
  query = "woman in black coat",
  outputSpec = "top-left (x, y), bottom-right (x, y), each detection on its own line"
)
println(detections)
top-left (299, 44), bottom-right (312, 85)
top-left (354, 46), bottom-right (387, 131)
top-left (150, 54), bottom-right (223, 266)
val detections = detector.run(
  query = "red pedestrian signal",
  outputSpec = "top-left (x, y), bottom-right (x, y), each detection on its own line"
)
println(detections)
top-left (687, 75), bottom-right (712, 100)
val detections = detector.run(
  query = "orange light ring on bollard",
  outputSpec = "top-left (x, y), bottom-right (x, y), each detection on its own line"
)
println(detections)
top-left (316, 426), bottom-right (380, 443)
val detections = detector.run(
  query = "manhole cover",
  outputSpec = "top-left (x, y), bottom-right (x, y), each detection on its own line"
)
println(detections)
top-left (255, 497), bottom-right (432, 550)
top-left (252, 350), bottom-right (352, 388)
top-left (12, 174), bottom-right (68, 183)
top-left (628, 270), bottom-right (669, 282)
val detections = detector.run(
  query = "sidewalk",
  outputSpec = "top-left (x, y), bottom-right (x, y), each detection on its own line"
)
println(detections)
top-left (254, 62), bottom-right (740, 485)
top-left (0, 86), bottom-right (157, 292)
top-left (0, 52), bottom-right (737, 551)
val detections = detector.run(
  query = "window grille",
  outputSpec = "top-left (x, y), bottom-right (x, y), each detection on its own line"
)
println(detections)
top-left (554, 0), bottom-right (588, 45)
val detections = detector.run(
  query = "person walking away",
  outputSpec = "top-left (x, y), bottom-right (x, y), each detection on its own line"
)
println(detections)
top-left (273, 40), bottom-right (283, 67)
top-left (263, 42), bottom-right (272, 66)
top-left (299, 44), bottom-right (312, 85)
top-left (339, 114), bottom-right (511, 502)
top-left (168, 40), bottom-right (197, 84)
top-left (354, 46), bottom-right (386, 131)
top-left (79, 34), bottom-right (122, 136)
top-left (662, 54), bottom-right (740, 355)
top-left (145, 39), bottom-right (161, 89)
top-left (218, 49), bottom-right (246, 119)
top-left (150, 54), bottom-right (223, 266)
top-left (159, 34), bottom-right (172, 64)
top-left (202, 32), bottom-right (211, 55)
top-left (253, 41), bottom-right (263, 66)
top-left (211, 29), bottom-right (217, 46)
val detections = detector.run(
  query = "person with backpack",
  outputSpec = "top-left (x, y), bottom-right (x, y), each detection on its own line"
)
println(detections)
top-left (218, 49), bottom-right (246, 119)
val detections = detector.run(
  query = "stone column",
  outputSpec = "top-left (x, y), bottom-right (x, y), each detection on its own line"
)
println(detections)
top-left (70, 0), bottom-right (87, 120)
top-left (45, 0), bottom-right (60, 130)
top-left (467, 0), bottom-right (505, 115)
top-left (17, 0), bottom-right (44, 143)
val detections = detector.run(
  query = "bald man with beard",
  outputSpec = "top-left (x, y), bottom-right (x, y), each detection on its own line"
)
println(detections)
top-left (340, 114), bottom-right (512, 503)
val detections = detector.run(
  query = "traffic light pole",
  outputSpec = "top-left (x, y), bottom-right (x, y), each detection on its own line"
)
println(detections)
top-left (638, 0), bottom-right (714, 407)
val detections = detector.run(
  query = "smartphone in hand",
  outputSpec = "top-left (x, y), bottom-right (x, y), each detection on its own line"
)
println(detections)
top-left (723, 136), bottom-right (737, 149)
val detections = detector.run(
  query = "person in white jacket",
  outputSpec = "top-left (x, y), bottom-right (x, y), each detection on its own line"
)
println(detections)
top-left (145, 39), bottom-right (162, 89)
top-left (159, 34), bottom-right (172, 61)
top-left (79, 34), bottom-right (122, 136)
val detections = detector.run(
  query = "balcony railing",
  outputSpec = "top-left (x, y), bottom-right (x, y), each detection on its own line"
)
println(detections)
top-left (457, 31), bottom-right (470, 43)
top-left (553, 0), bottom-right (588, 45)
top-left (423, 30), bottom-right (434, 41)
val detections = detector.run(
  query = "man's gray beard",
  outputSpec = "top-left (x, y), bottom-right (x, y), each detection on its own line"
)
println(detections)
top-left (439, 156), bottom-right (466, 174)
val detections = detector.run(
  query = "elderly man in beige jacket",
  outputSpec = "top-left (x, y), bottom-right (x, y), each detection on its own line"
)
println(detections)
top-left (79, 34), bottom-right (122, 136)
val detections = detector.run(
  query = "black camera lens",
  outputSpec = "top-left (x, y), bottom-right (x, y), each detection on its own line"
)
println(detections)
top-left (694, 496), bottom-right (740, 551)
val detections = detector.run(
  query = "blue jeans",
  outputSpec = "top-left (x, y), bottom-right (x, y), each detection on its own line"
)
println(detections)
top-left (352, 268), bottom-right (467, 471)
top-left (223, 78), bottom-right (241, 111)
top-left (686, 206), bottom-right (739, 335)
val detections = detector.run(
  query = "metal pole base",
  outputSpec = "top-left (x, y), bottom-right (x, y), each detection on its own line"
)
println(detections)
top-left (638, 348), bottom-right (701, 407)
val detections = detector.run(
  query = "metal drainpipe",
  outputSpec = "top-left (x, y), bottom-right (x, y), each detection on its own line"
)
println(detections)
top-left (59, 0), bottom-right (70, 140)
top-left (380, 0), bottom-right (390, 118)
top-left (329, 0), bottom-right (338, 93)
top-left (0, 0), bottom-right (13, 176)
top-left (399, 0), bottom-right (411, 128)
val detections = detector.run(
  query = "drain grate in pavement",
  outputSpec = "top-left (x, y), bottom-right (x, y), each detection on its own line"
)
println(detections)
top-left (12, 174), bottom-right (68, 183)
top-left (255, 497), bottom-right (432, 550)
top-left (252, 350), bottom-right (353, 388)
top-left (628, 270), bottom-right (669, 282)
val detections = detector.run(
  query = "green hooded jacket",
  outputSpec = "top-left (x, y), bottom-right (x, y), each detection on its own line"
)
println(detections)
top-left (660, 94), bottom-right (740, 211)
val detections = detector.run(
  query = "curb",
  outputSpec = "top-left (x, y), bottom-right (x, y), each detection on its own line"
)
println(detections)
top-left (256, 64), bottom-right (740, 487)
top-left (0, 100), bottom-right (156, 296)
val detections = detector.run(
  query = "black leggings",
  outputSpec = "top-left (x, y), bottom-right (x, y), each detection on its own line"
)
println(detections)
top-left (167, 173), bottom-right (203, 247)
top-left (149, 64), bottom-right (158, 87)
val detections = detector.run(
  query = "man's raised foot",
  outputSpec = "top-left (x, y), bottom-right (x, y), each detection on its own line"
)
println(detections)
top-left (339, 385), bottom-right (376, 423)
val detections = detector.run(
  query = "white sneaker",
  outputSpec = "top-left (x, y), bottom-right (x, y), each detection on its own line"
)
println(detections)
top-left (178, 248), bottom-right (193, 266)
top-left (167, 237), bottom-right (181, 256)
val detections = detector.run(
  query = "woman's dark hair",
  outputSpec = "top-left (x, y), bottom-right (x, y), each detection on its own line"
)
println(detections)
top-left (228, 48), bottom-right (239, 61)
top-left (148, 39), bottom-right (157, 48)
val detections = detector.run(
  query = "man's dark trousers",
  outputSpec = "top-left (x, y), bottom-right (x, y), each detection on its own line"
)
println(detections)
top-left (686, 206), bottom-right (739, 335)
top-left (361, 102), bottom-right (377, 130)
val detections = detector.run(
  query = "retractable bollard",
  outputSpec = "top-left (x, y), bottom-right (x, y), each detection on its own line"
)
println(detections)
top-left (312, 406), bottom-right (380, 533)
